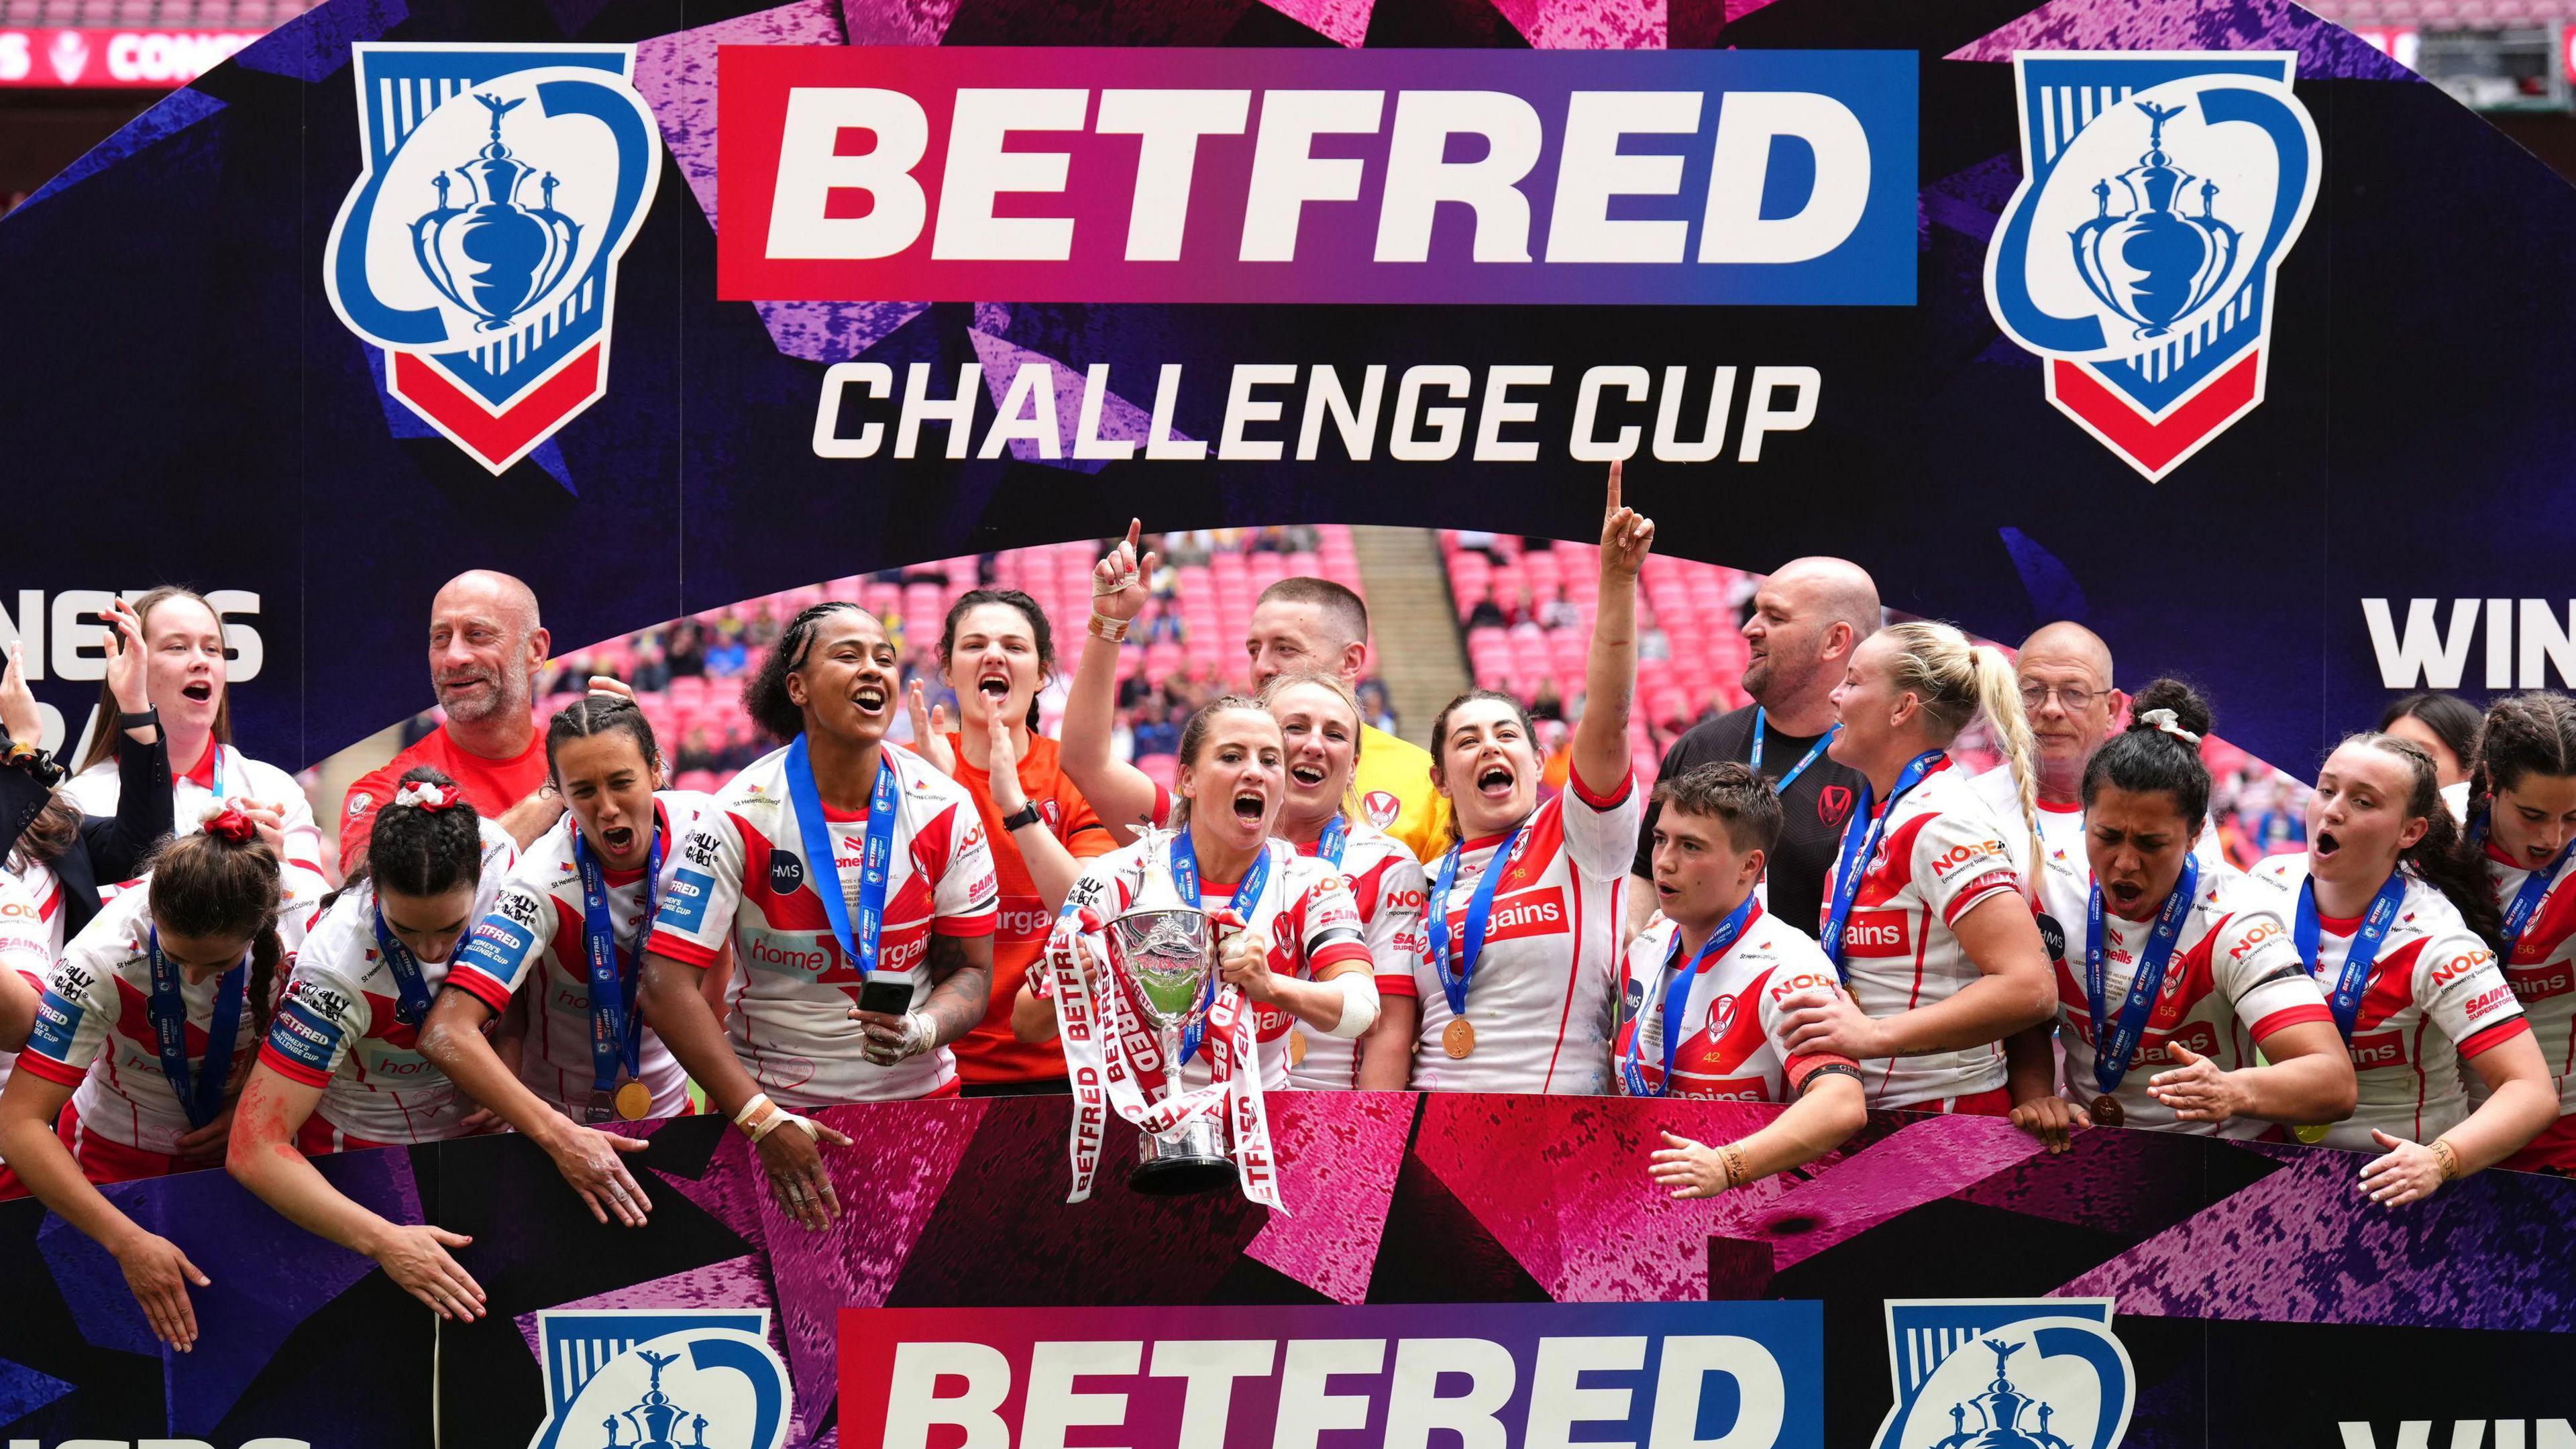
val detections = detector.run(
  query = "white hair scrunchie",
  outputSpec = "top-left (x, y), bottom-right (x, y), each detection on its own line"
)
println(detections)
top-left (2138, 708), bottom-right (2202, 745)
top-left (392, 781), bottom-right (456, 811)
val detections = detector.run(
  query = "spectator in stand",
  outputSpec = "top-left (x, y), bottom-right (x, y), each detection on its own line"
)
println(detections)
top-left (1358, 680), bottom-right (1398, 735)
top-left (1529, 678), bottom-right (1566, 724)
top-left (1538, 587), bottom-right (1580, 632)
top-left (1628, 557), bottom-right (1882, 942)
top-left (674, 727), bottom-right (721, 777)
top-left (745, 601), bottom-right (782, 649)
top-left (1465, 588), bottom-right (1511, 631)
top-left (704, 625), bottom-right (748, 679)
top-left (339, 572), bottom-right (559, 870)
top-left (1140, 598), bottom-right (1185, 645)
top-left (627, 632), bottom-right (670, 694)
top-left (2379, 692), bottom-right (2479, 794)
top-left (1640, 621), bottom-right (1672, 662)
top-left (663, 620), bottom-right (704, 680)
top-left (1454, 530), bottom-right (1509, 568)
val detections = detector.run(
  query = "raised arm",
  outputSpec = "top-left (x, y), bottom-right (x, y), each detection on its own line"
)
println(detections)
top-left (417, 985), bottom-right (655, 1227)
top-left (1059, 521), bottom-right (1163, 842)
top-left (1573, 462), bottom-right (1653, 794)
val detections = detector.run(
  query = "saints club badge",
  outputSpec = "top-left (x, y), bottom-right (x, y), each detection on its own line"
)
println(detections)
top-left (1984, 52), bottom-right (2320, 482)
top-left (527, 1309), bottom-right (792, 1449)
top-left (325, 43), bottom-right (663, 474)
top-left (1875, 1298), bottom-right (2135, 1449)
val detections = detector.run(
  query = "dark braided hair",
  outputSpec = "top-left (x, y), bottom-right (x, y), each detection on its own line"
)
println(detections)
top-left (939, 588), bottom-right (1055, 733)
top-left (546, 694), bottom-right (663, 782)
top-left (2467, 691), bottom-right (2576, 822)
top-left (2355, 733), bottom-right (2506, 955)
top-left (144, 818), bottom-right (286, 1057)
top-left (2082, 678), bottom-right (2215, 825)
top-left (2378, 692), bottom-right (2481, 777)
top-left (352, 766), bottom-right (485, 901)
top-left (741, 600), bottom-right (873, 745)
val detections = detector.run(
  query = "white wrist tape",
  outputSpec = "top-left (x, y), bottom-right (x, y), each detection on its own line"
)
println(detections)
top-left (747, 1106), bottom-right (816, 1143)
top-left (1328, 972), bottom-right (1381, 1040)
top-left (732, 1093), bottom-right (773, 1131)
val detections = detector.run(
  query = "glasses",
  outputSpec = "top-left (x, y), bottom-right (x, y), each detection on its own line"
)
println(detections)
top-left (2019, 683), bottom-right (2104, 711)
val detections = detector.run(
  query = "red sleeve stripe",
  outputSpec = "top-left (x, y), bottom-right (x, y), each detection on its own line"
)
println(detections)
top-left (1943, 875), bottom-right (2023, 926)
top-left (256, 1041), bottom-right (335, 1088)
top-left (1309, 940), bottom-right (1375, 977)
top-left (442, 965), bottom-right (515, 1016)
top-left (645, 931), bottom-right (718, 969)
top-left (2459, 1016), bottom-right (2533, 1060)
top-left (932, 910), bottom-right (999, 937)
top-left (2248, 1002), bottom-right (2334, 1042)
top-left (1568, 761), bottom-right (1635, 811)
top-left (1375, 972), bottom-right (1418, 996)
top-left (1784, 1051), bottom-right (1860, 1095)
top-left (12, 1050), bottom-right (87, 1087)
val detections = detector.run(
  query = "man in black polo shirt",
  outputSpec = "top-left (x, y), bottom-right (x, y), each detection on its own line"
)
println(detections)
top-left (1629, 557), bottom-right (1880, 941)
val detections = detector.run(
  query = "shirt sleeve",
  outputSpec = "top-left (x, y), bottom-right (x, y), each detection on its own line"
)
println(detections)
top-left (1053, 775), bottom-right (1117, 860)
top-left (0, 878), bottom-right (50, 988)
top-left (2416, 932), bottom-right (2530, 1059)
top-left (336, 765), bottom-right (394, 875)
top-left (445, 879), bottom-right (560, 1014)
top-left (16, 947), bottom-right (121, 1088)
top-left (1563, 758), bottom-right (1646, 883)
top-left (259, 959), bottom-right (372, 1088)
top-left (932, 800), bottom-right (1001, 936)
top-left (1909, 808), bottom-right (2025, 928)
top-left (1361, 851), bottom-right (1427, 996)
top-left (1294, 867), bottom-right (1373, 978)
top-left (1754, 957), bottom-right (1859, 1089)
top-left (646, 809), bottom-right (745, 970)
top-left (272, 783), bottom-right (329, 889)
top-left (2209, 908), bottom-right (2332, 1042)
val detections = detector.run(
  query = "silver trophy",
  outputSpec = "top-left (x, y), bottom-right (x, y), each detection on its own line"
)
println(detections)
top-left (1103, 904), bottom-right (1236, 1194)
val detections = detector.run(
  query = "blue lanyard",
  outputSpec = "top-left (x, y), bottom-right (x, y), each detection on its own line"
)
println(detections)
top-left (2084, 853), bottom-right (2198, 1097)
top-left (205, 743), bottom-right (225, 802)
top-left (2471, 810), bottom-right (2570, 959)
top-left (574, 815), bottom-right (663, 1096)
top-left (1620, 895), bottom-right (1756, 1097)
top-left (1318, 814), bottom-right (1348, 869)
top-left (146, 927), bottom-right (246, 1130)
top-left (1425, 824), bottom-right (1527, 1019)
top-left (1750, 709), bottom-right (1838, 795)
top-left (370, 898), bottom-right (435, 1026)
top-left (1819, 750), bottom-right (1947, 977)
top-left (784, 735), bottom-right (902, 986)
top-left (1169, 830), bottom-right (1271, 1063)
top-left (2294, 871), bottom-right (2408, 1043)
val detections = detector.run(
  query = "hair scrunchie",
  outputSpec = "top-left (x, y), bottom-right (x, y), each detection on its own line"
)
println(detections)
top-left (200, 802), bottom-right (259, 844)
top-left (393, 781), bottom-right (461, 812)
top-left (2137, 708), bottom-right (2202, 745)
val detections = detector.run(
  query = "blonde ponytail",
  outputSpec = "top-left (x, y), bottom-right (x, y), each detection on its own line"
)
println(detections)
top-left (1970, 644), bottom-right (2045, 890)
top-left (1878, 621), bottom-right (2045, 890)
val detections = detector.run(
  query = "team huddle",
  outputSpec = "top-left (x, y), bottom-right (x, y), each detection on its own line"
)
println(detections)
top-left (2, 464), bottom-right (2572, 1346)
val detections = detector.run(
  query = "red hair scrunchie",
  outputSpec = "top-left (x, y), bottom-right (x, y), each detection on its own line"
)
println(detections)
top-left (202, 804), bottom-right (259, 844)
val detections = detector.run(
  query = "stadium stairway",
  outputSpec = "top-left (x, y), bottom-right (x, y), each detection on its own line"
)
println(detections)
top-left (1352, 526), bottom-right (1470, 750)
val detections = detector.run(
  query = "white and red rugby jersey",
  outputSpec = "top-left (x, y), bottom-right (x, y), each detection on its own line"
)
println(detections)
top-left (0, 867), bottom-right (54, 1108)
top-left (644, 743), bottom-right (999, 1108)
top-left (258, 820), bottom-right (517, 1145)
top-left (445, 793), bottom-right (715, 1119)
top-left (68, 746), bottom-right (329, 906)
top-left (1613, 902), bottom-right (1854, 1101)
top-left (2469, 835), bottom-right (2576, 1118)
top-left (2242, 856), bottom-right (2531, 1147)
top-left (1046, 832), bottom-right (1372, 1092)
top-left (2034, 862), bottom-right (2330, 1136)
top-left (1818, 755), bottom-right (2028, 1109)
top-left (1409, 765), bottom-right (1642, 1095)
top-left (1287, 821), bottom-right (1425, 1091)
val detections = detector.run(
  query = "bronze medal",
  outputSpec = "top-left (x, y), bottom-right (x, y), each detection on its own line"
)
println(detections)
top-left (2294, 1122), bottom-right (2330, 1145)
top-left (1287, 1032), bottom-right (1308, 1067)
top-left (1442, 1018), bottom-right (1477, 1059)
top-left (2088, 1093), bottom-right (2125, 1130)
top-left (614, 1078), bottom-right (655, 1122)
top-left (584, 1090), bottom-right (615, 1126)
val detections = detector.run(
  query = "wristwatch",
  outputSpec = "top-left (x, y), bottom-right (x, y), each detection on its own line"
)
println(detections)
top-left (998, 801), bottom-right (1043, 833)
top-left (1, 740), bottom-right (64, 788)
top-left (117, 706), bottom-right (160, 731)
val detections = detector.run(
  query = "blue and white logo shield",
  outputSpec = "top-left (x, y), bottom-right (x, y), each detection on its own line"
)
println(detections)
top-left (1984, 52), bottom-right (2320, 482)
top-left (324, 42), bottom-right (661, 474)
top-left (528, 1309), bottom-right (793, 1449)
top-left (1874, 1298), bottom-right (2135, 1449)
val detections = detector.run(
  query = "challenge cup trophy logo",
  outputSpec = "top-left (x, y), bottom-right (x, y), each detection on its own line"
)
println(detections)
top-left (527, 1311), bottom-right (792, 1449)
top-left (413, 94), bottom-right (584, 334)
top-left (1984, 53), bottom-right (2319, 482)
top-left (1876, 1299), bottom-right (2135, 1449)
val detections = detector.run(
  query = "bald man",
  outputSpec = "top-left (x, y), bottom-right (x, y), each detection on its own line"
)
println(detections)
top-left (338, 570), bottom-right (559, 870)
top-left (1629, 557), bottom-right (1880, 941)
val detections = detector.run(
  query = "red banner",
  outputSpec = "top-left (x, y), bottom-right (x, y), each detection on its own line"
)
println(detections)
top-left (0, 28), bottom-right (262, 89)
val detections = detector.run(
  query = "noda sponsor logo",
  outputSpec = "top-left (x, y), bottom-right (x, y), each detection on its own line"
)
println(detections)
top-left (769, 849), bottom-right (806, 896)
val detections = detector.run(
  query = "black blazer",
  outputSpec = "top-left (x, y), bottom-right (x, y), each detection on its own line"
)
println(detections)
top-left (1, 726), bottom-right (174, 945)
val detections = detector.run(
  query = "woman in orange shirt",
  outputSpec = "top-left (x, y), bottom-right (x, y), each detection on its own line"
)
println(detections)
top-left (908, 589), bottom-right (1117, 1095)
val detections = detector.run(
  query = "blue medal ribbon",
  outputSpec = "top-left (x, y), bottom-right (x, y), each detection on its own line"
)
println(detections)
top-left (370, 899), bottom-right (436, 1027)
top-left (1169, 829), bottom-right (1271, 1063)
top-left (146, 927), bottom-right (246, 1130)
top-left (2084, 853), bottom-right (2199, 1099)
top-left (1426, 824), bottom-right (1527, 1022)
top-left (2294, 871), bottom-right (2409, 1043)
top-left (2471, 810), bottom-right (2570, 960)
top-left (1750, 708), bottom-right (1838, 795)
top-left (784, 735), bottom-right (902, 993)
top-left (1819, 750), bottom-right (1947, 979)
top-left (574, 813), bottom-right (663, 1102)
top-left (1317, 814), bottom-right (1348, 870)
top-left (1620, 894), bottom-right (1756, 1097)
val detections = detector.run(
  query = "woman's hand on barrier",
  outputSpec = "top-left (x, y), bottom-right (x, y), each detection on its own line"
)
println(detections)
top-left (2357, 1130), bottom-right (2445, 1208)
top-left (2146, 1043), bottom-right (2247, 1124)
top-left (541, 1115), bottom-right (656, 1228)
top-left (757, 1113), bottom-right (853, 1232)
top-left (2007, 1093), bottom-right (2090, 1154)
top-left (371, 1223), bottom-right (485, 1321)
top-left (113, 1230), bottom-right (209, 1350)
top-left (1648, 1131), bottom-right (1736, 1199)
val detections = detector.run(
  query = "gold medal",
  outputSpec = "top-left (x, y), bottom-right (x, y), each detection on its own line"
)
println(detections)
top-left (2088, 1093), bottom-right (2125, 1130)
top-left (1287, 1032), bottom-right (1307, 1067)
top-left (1442, 1018), bottom-right (1477, 1059)
top-left (614, 1079), bottom-right (654, 1122)
top-left (2294, 1122), bottom-right (2330, 1145)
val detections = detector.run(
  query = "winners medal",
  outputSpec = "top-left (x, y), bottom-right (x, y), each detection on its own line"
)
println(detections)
top-left (2089, 1093), bottom-right (2125, 1129)
top-left (1287, 1031), bottom-right (1308, 1068)
top-left (614, 1077), bottom-right (654, 1121)
top-left (2082, 857), bottom-right (2198, 1138)
top-left (1442, 1018), bottom-right (1477, 1059)
top-left (2294, 1122), bottom-right (2330, 1144)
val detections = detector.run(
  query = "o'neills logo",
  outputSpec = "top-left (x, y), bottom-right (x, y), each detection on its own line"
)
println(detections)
top-left (1840, 909), bottom-right (1909, 957)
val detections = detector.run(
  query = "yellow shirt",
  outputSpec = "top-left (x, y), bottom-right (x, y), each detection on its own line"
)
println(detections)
top-left (1354, 723), bottom-right (1449, 865)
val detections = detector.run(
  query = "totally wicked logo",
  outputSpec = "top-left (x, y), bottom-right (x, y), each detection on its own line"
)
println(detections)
top-left (325, 43), bottom-right (662, 474)
top-left (1985, 52), bottom-right (2319, 482)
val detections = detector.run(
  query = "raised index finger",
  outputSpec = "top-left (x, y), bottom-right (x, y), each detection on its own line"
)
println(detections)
top-left (1605, 460), bottom-right (1623, 517)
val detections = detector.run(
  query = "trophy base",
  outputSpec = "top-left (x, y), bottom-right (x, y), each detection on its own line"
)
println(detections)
top-left (1129, 1114), bottom-right (1234, 1196)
